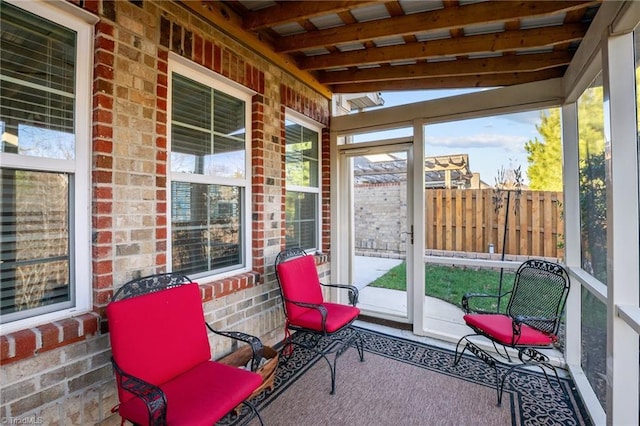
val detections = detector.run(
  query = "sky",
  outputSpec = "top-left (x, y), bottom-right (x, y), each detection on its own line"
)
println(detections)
top-left (352, 89), bottom-right (551, 186)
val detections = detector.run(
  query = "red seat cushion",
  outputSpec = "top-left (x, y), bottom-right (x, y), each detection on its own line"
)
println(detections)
top-left (118, 360), bottom-right (262, 426)
top-left (463, 314), bottom-right (556, 346)
top-left (107, 283), bottom-right (211, 403)
top-left (289, 302), bottom-right (360, 333)
top-left (276, 255), bottom-right (324, 319)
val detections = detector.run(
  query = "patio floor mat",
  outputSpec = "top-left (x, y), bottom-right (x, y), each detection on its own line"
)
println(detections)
top-left (219, 326), bottom-right (592, 426)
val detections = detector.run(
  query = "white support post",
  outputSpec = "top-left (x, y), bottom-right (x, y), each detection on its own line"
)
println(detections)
top-left (602, 31), bottom-right (640, 426)
top-left (561, 103), bottom-right (581, 366)
top-left (412, 120), bottom-right (426, 335)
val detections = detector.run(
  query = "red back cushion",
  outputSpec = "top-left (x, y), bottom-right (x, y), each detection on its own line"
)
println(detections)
top-left (276, 255), bottom-right (324, 319)
top-left (107, 283), bottom-right (211, 403)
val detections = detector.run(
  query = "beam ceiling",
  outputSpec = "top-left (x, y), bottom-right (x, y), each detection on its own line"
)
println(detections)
top-left (193, 0), bottom-right (602, 94)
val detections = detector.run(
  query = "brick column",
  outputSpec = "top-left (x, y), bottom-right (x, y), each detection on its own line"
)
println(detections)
top-left (92, 19), bottom-right (116, 329)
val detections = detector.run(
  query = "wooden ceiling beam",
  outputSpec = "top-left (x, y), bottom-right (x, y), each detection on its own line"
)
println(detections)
top-left (330, 68), bottom-right (566, 93)
top-left (183, 1), bottom-right (332, 98)
top-left (319, 51), bottom-right (573, 84)
top-left (275, 1), bottom-right (598, 53)
top-left (241, 1), bottom-right (381, 31)
top-left (299, 23), bottom-right (587, 70)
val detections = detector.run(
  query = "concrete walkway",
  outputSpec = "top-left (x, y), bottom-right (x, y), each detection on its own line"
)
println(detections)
top-left (353, 256), bottom-right (403, 290)
top-left (354, 255), bottom-right (469, 339)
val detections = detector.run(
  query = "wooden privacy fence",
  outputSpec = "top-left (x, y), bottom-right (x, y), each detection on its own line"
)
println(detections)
top-left (425, 188), bottom-right (564, 259)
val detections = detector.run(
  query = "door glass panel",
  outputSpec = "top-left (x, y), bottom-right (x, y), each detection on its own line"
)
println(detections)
top-left (351, 150), bottom-right (408, 320)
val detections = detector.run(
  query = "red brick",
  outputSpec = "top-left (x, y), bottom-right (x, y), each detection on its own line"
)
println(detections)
top-left (155, 253), bottom-right (166, 266)
top-left (94, 186), bottom-right (113, 199)
top-left (79, 314), bottom-right (99, 336)
top-left (94, 290), bottom-right (113, 306)
top-left (194, 35), bottom-right (203, 64)
top-left (93, 124), bottom-right (113, 139)
top-left (157, 85), bottom-right (167, 99)
top-left (201, 283), bottom-right (214, 302)
top-left (1, 335), bottom-right (10, 362)
top-left (93, 260), bottom-right (113, 275)
top-left (157, 73), bottom-right (168, 87)
top-left (93, 109), bottom-right (112, 124)
top-left (156, 123), bottom-right (167, 137)
top-left (157, 202), bottom-right (166, 214)
top-left (96, 21), bottom-right (115, 37)
top-left (93, 216), bottom-right (112, 229)
top-left (94, 273), bottom-right (113, 289)
top-left (94, 139), bottom-right (113, 153)
top-left (94, 154), bottom-right (113, 169)
top-left (213, 45), bottom-right (222, 73)
top-left (95, 36), bottom-right (115, 51)
top-left (56, 319), bottom-right (80, 342)
top-left (156, 227), bottom-right (167, 239)
top-left (92, 245), bottom-right (112, 259)
top-left (156, 189), bottom-right (166, 200)
top-left (84, 0), bottom-right (100, 15)
top-left (95, 49), bottom-right (114, 66)
top-left (12, 329), bottom-right (37, 362)
top-left (36, 323), bottom-right (61, 351)
top-left (93, 170), bottom-right (112, 184)
top-left (94, 63), bottom-right (114, 81)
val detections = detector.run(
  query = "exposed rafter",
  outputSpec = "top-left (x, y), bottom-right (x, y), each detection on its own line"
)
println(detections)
top-left (299, 24), bottom-right (587, 71)
top-left (195, 0), bottom-right (602, 93)
top-left (319, 51), bottom-right (573, 85)
top-left (275, 1), bottom-right (597, 53)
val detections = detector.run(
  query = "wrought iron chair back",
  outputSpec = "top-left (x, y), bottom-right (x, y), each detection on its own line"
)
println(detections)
top-left (111, 272), bottom-right (192, 301)
top-left (274, 247), bottom-right (308, 321)
top-left (506, 259), bottom-right (570, 337)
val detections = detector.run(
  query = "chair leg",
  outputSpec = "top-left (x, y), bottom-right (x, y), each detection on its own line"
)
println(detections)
top-left (240, 400), bottom-right (264, 426)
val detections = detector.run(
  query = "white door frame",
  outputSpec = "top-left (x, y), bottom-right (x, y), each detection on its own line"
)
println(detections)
top-left (332, 137), bottom-right (418, 324)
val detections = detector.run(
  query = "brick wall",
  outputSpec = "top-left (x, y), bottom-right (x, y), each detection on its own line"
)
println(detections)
top-left (0, 1), bottom-right (331, 423)
top-left (354, 182), bottom-right (408, 255)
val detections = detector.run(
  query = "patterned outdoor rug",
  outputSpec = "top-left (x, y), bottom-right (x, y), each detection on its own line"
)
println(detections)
top-left (219, 326), bottom-right (591, 426)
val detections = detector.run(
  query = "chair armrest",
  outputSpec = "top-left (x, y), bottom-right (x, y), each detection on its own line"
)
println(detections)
top-left (321, 283), bottom-right (359, 306)
top-left (287, 299), bottom-right (329, 333)
top-left (462, 291), bottom-right (511, 314)
top-left (512, 315), bottom-right (558, 337)
top-left (206, 325), bottom-right (264, 372)
top-left (111, 358), bottom-right (167, 425)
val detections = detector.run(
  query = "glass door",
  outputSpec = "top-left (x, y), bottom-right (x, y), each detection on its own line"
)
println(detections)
top-left (341, 144), bottom-right (413, 323)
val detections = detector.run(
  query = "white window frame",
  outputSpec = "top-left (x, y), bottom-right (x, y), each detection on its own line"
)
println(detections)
top-left (167, 54), bottom-right (254, 282)
top-left (284, 109), bottom-right (323, 252)
top-left (0, 0), bottom-right (95, 334)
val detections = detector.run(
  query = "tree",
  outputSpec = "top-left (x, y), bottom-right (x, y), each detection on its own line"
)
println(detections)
top-left (525, 85), bottom-right (607, 282)
top-left (525, 109), bottom-right (563, 191)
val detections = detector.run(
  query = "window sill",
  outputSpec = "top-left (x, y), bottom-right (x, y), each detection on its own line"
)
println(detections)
top-left (1, 312), bottom-right (100, 365)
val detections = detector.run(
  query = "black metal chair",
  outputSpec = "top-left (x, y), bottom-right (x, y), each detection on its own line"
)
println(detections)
top-left (453, 259), bottom-right (570, 405)
top-left (274, 248), bottom-right (364, 394)
top-left (107, 273), bottom-right (265, 425)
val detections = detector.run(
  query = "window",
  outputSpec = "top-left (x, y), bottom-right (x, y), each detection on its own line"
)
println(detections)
top-left (285, 113), bottom-right (321, 251)
top-left (0, 0), bottom-right (93, 329)
top-left (169, 59), bottom-right (252, 279)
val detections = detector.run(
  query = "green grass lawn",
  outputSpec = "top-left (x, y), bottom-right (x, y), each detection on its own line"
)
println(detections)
top-left (368, 262), bottom-right (515, 313)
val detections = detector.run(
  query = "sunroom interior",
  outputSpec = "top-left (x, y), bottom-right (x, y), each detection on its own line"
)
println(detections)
top-left (218, 1), bottom-right (640, 424)
top-left (2, 0), bottom-right (640, 424)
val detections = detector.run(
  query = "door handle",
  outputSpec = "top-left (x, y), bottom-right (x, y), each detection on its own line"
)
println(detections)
top-left (403, 225), bottom-right (414, 244)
